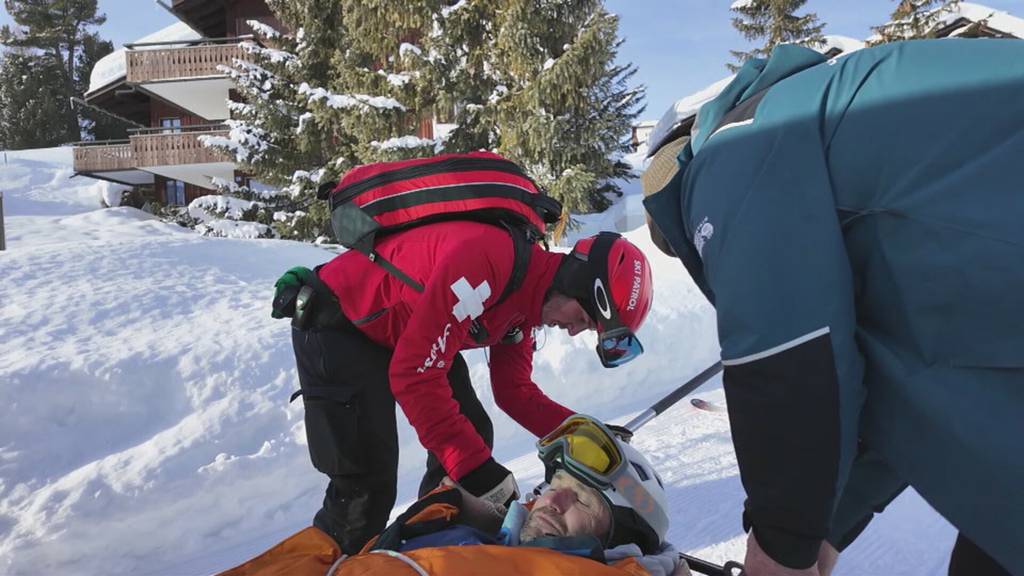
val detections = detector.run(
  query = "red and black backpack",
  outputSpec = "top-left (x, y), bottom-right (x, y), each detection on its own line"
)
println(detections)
top-left (318, 151), bottom-right (563, 341)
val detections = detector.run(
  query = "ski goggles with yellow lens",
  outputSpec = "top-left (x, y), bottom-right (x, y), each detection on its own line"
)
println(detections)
top-left (536, 415), bottom-right (625, 488)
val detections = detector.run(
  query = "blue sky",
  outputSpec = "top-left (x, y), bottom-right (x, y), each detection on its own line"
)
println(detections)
top-left (607, 0), bottom-right (1022, 119)
top-left (2, 0), bottom-right (1021, 120)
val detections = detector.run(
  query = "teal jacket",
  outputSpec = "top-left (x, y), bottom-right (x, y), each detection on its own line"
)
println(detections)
top-left (646, 39), bottom-right (1024, 571)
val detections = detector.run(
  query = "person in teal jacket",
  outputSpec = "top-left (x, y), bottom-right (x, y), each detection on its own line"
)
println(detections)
top-left (643, 38), bottom-right (1023, 576)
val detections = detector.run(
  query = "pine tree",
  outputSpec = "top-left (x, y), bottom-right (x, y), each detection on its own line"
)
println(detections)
top-left (871, 0), bottom-right (961, 44)
top-left (728, 0), bottom-right (826, 71)
top-left (202, 0), bottom-right (643, 240)
top-left (0, 50), bottom-right (69, 149)
top-left (1, 0), bottom-right (109, 144)
top-left (200, 0), bottom-right (439, 240)
top-left (424, 0), bottom-right (644, 214)
top-left (196, 20), bottom-right (330, 240)
top-left (163, 178), bottom-right (277, 239)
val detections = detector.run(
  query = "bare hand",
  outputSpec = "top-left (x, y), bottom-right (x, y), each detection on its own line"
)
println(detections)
top-left (816, 541), bottom-right (839, 576)
top-left (672, 559), bottom-right (694, 576)
top-left (742, 532), bottom-right (820, 576)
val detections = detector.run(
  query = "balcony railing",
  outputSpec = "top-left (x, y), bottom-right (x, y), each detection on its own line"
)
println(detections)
top-left (126, 42), bottom-right (246, 83)
top-left (73, 127), bottom-right (234, 171)
top-left (130, 128), bottom-right (232, 167)
top-left (73, 141), bottom-right (134, 172)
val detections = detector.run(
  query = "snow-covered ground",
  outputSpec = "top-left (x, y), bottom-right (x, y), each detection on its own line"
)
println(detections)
top-left (0, 149), bottom-right (955, 575)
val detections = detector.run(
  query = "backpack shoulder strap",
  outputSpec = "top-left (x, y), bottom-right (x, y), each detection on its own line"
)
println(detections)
top-left (468, 226), bottom-right (534, 344)
top-left (367, 250), bottom-right (425, 292)
top-left (496, 226), bottom-right (532, 305)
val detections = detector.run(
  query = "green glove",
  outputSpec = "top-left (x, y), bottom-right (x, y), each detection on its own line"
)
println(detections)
top-left (272, 266), bottom-right (315, 319)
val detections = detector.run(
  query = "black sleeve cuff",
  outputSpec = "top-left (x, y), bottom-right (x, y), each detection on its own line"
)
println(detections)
top-left (726, 331), bottom-right (842, 571)
top-left (457, 457), bottom-right (510, 497)
top-left (752, 523), bottom-right (822, 570)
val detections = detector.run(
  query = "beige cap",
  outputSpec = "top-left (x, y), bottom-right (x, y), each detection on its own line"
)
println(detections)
top-left (640, 135), bottom-right (688, 257)
top-left (641, 135), bottom-right (688, 198)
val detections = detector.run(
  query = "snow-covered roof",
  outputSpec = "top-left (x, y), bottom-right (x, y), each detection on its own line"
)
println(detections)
top-left (87, 22), bottom-right (202, 95)
top-left (819, 34), bottom-right (866, 55)
top-left (646, 75), bottom-right (734, 156)
top-left (942, 2), bottom-right (1024, 36)
top-left (867, 1), bottom-right (1024, 42)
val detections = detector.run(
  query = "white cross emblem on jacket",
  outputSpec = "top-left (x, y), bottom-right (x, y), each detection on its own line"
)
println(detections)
top-left (450, 277), bottom-right (491, 322)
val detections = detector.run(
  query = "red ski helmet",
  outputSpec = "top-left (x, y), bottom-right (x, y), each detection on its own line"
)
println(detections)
top-left (552, 232), bottom-right (653, 367)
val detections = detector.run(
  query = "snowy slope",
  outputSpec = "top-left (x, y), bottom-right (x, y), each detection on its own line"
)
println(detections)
top-left (0, 150), bottom-right (954, 575)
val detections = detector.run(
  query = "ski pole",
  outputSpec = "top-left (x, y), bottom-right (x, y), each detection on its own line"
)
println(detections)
top-left (681, 552), bottom-right (744, 576)
top-left (623, 361), bottom-right (723, 432)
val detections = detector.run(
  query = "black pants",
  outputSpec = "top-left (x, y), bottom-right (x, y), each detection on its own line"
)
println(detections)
top-left (291, 325), bottom-right (493, 554)
top-left (949, 533), bottom-right (1014, 576)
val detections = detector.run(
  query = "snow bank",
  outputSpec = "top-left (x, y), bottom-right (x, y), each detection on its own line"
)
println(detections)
top-left (87, 22), bottom-right (202, 95)
top-left (0, 150), bottom-right (955, 575)
top-left (0, 147), bottom-right (123, 215)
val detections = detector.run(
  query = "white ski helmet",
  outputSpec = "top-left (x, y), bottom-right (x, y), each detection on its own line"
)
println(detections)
top-left (601, 440), bottom-right (670, 552)
top-left (537, 415), bottom-right (669, 553)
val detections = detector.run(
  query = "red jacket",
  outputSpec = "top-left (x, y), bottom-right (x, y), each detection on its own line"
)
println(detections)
top-left (318, 221), bottom-right (574, 480)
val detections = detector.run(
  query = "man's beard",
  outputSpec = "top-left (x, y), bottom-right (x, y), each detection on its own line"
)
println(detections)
top-left (519, 506), bottom-right (568, 541)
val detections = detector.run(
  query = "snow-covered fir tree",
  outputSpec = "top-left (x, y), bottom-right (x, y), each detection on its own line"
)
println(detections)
top-left (425, 0), bottom-right (643, 214)
top-left (202, 0), bottom-right (643, 239)
top-left (200, 0), bottom-right (439, 241)
top-left (728, 0), bottom-right (826, 71)
top-left (0, 0), bottom-right (110, 144)
top-left (871, 0), bottom-right (961, 44)
top-left (162, 178), bottom-right (277, 240)
top-left (0, 50), bottom-right (69, 149)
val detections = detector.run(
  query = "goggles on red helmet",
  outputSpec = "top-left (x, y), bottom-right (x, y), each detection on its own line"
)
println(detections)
top-left (585, 233), bottom-right (645, 368)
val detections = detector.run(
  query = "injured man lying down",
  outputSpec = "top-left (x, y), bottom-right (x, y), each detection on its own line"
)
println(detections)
top-left (218, 414), bottom-right (693, 576)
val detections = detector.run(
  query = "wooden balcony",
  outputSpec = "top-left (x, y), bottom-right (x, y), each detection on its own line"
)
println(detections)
top-left (126, 43), bottom-right (246, 83)
top-left (73, 142), bottom-right (135, 172)
top-left (131, 129), bottom-right (232, 167)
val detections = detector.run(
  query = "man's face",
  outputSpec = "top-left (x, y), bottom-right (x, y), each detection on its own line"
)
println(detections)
top-left (541, 293), bottom-right (596, 336)
top-left (519, 470), bottom-right (611, 542)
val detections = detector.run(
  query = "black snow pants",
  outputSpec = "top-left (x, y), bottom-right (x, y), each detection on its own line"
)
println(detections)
top-left (948, 533), bottom-right (1014, 576)
top-left (291, 322), bottom-right (494, 555)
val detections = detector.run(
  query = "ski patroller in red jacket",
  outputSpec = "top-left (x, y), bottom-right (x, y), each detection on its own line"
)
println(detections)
top-left (318, 220), bottom-right (574, 481)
